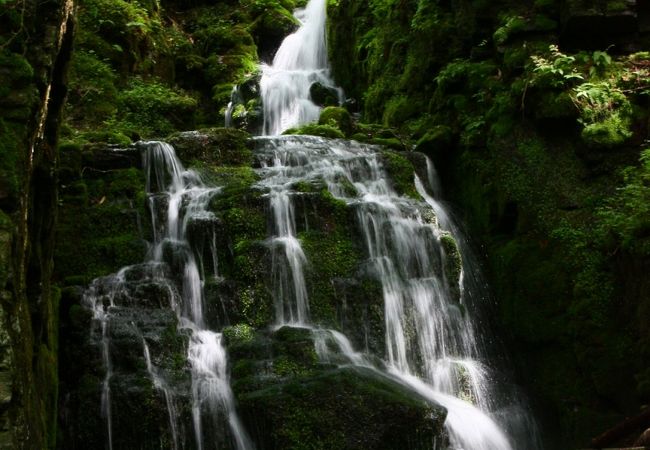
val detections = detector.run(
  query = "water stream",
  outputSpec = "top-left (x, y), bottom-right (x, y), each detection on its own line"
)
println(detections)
top-left (88, 142), bottom-right (254, 450)
top-left (253, 135), bottom-right (539, 449)
top-left (85, 0), bottom-right (541, 447)
top-left (259, 0), bottom-right (341, 135)
top-left (145, 142), bottom-right (253, 450)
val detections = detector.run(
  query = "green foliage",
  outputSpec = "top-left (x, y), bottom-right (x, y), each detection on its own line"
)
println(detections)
top-left (530, 45), bottom-right (584, 88)
top-left (573, 82), bottom-right (632, 147)
top-left (224, 323), bottom-right (255, 344)
top-left (590, 50), bottom-right (613, 77)
top-left (598, 149), bottom-right (650, 253)
top-left (67, 51), bottom-right (118, 124)
top-left (493, 16), bottom-right (527, 46)
top-left (114, 78), bottom-right (197, 137)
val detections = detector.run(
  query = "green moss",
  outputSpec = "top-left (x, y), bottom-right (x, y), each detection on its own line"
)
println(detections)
top-left (439, 232), bottom-right (462, 294)
top-left (55, 168), bottom-right (148, 281)
top-left (380, 151), bottom-right (420, 199)
top-left (284, 124), bottom-right (345, 139)
top-left (318, 106), bottom-right (353, 136)
top-left (114, 78), bottom-right (198, 137)
top-left (580, 113), bottom-right (632, 148)
top-left (169, 128), bottom-right (253, 166)
top-left (0, 119), bottom-right (25, 202)
top-left (534, 91), bottom-right (579, 120)
top-left (224, 323), bottom-right (255, 345)
top-left (236, 367), bottom-right (445, 450)
top-left (66, 51), bottom-right (118, 125)
top-left (415, 126), bottom-right (453, 154)
top-left (493, 16), bottom-right (528, 46)
top-left (383, 95), bottom-right (419, 126)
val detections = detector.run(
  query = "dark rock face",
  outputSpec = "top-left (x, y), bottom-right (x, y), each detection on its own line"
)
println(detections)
top-left (59, 264), bottom-right (194, 449)
top-left (0, 0), bottom-right (75, 447)
top-left (166, 128), bottom-right (254, 166)
top-left (310, 82), bottom-right (340, 108)
top-left (80, 145), bottom-right (142, 172)
top-left (561, 0), bottom-right (640, 51)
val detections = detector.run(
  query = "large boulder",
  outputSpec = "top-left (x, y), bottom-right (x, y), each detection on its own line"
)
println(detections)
top-left (310, 82), bottom-right (340, 108)
top-left (166, 128), bottom-right (253, 166)
top-left (229, 326), bottom-right (448, 449)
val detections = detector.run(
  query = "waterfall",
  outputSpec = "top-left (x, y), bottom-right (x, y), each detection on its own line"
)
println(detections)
top-left (144, 142), bottom-right (253, 450)
top-left (253, 1), bottom-right (540, 446)
top-left (87, 141), bottom-right (254, 450)
top-left (253, 135), bottom-right (540, 450)
top-left (82, 0), bottom-right (540, 446)
top-left (257, 149), bottom-right (311, 325)
top-left (143, 337), bottom-right (180, 450)
top-left (260, 0), bottom-right (341, 135)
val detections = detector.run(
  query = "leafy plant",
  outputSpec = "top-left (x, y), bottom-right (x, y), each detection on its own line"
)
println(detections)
top-left (598, 149), bottom-right (650, 252)
top-left (590, 49), bottom-right (613, 76)
top-left (530, 45), bottom-right (584, 88)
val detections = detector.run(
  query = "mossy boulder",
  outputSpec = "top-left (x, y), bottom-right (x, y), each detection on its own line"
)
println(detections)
top-left (229, 326), bottom-right (448, 449)
top-left (237, 365), bottom-right (447, 449)
top-left (310, 82), bottom-right (340, 107)
top-left (415, 126), bottom-right (454, 156)
top-left (284, 123), bottom-right (345, 139)
top-left (250, 4), bottom-right (300, 59)
top-left (166, 128), bottom-right (253, 166)
top-left (319, 106), bottom-right (353, 137)
top-left (380, 151), bottom-right (420, 199)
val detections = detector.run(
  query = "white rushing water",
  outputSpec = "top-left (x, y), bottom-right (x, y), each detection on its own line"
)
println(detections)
top-left (88, 141), bottom-right (254, 450)
top-left (143, 337), bottom-right (180, 450)
top-left (253, 1), bottom-right (540, 445)
top-left (260, 0), bottom-right (341, 135)
top-left (253, 135), bottom-right (538, 450)
top-left (85, 267), bottom-right (129, 450)
top-left (144, 141), bottom-right (254, 450)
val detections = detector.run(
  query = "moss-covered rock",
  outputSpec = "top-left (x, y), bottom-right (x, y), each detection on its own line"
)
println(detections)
top-left (167, 128), bottom-right (253, 166)
top-left (380, 151), bottom-right (420, 199)
top-left (310, 82), bottom-right (340, 107)
top-left (440, 232), bottom-right (462, 302)
top-left (319, 106), bottom-right (353, 136)
top-left (229, 326), bottom-right (448, 449)
top-left (284, 123), bottom-right (346, 139)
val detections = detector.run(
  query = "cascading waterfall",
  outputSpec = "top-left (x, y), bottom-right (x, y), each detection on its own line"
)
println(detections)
top-left (143, 337), bottom-right (180, 450)
top-left (259, 0), bottom-right (341, 135)
top-left (257, 150), bottom-right (311, 325)
top-left (84, 0), bottom-right (540, 446)
top-left (144, 141), bottom-right (253, 450)
top-left (252, 0), bottom-right (539, 446)
top-left (253, 135), bottom-right (538, 450)
top-left (85, 267), bottom-right (129, 450)
top-left (87, 141), bottom-right (253, 450)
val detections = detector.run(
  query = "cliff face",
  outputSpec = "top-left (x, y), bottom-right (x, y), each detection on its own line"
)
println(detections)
top-left (327, 0), bottom-right (650, 447)
top-left (3, 0), bottom-right (650, 448)
top-left (0, 0), bottom-right (75, 448)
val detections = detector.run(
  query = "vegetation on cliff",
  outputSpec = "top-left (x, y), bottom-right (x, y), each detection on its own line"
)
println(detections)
top-left (2, 0), bottom-right (650, 447)
top-left (326, 0), bottom-right (650, 446)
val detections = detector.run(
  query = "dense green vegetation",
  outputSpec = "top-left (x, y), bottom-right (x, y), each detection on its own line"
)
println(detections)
top-left (326, 0), bottom-right (650, 446)
top-left (2, 0), bottom-right (650, 447)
